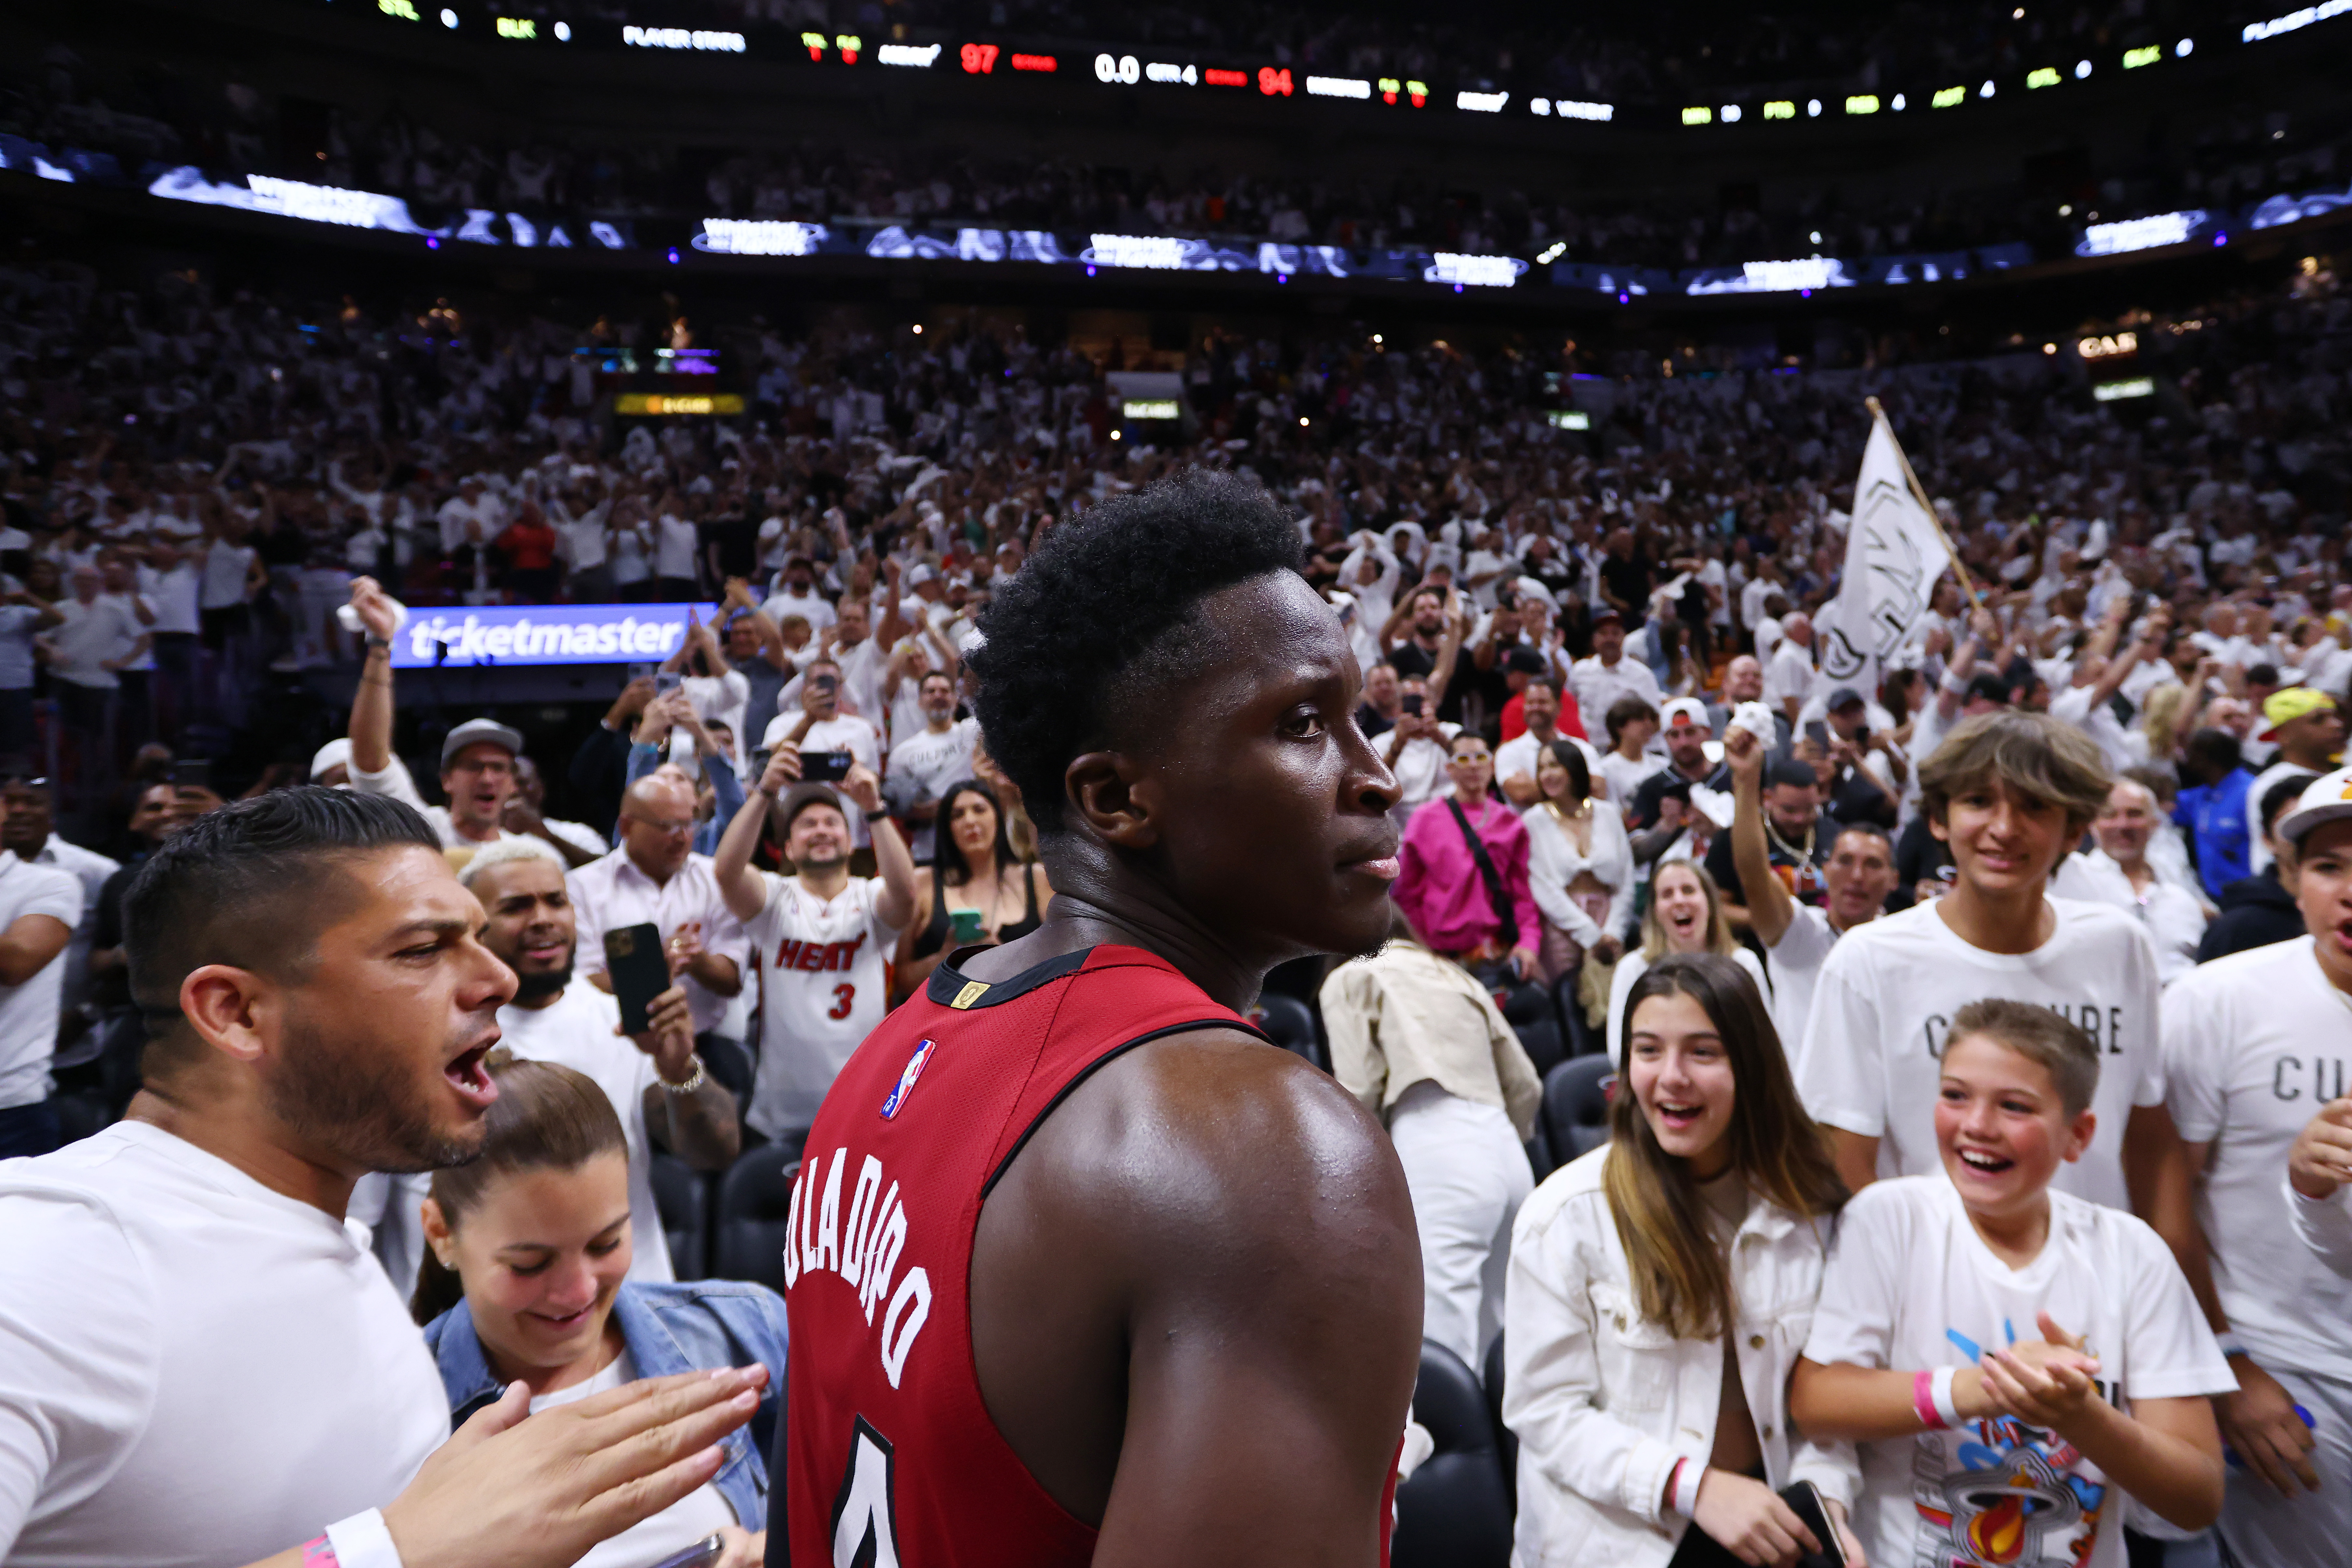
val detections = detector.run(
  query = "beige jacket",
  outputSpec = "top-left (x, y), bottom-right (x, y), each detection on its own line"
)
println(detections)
top-left (1320, 940), bottom-right (1542, 1141)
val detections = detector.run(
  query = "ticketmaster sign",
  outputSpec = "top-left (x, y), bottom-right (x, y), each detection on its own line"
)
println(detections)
top-left (392, 604), bottom-right (694, 667)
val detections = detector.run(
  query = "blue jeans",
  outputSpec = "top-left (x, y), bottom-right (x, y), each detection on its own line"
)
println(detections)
top-left (0, 1099), bottom-right (62, 1160)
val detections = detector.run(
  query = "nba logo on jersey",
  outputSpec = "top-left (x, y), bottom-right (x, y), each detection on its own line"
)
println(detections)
top-left (881, 1038), bottom-right (939, 1120)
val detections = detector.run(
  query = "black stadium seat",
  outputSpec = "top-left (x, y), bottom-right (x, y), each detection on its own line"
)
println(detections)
top-left (1496, 980), bottom-right (1565, 1077)
top-left (1522, 1122), bottom-right (1555, 1186)
top-left (1392, 1340), bottom-right (1515, 1568)
top-left (697, 1035), bottom-right (757, 1116)
top-left (50, 1090), bottom-right (111, 1147)
top-left (649, 1153), bottom-right (711, 1281)
top-left (1246, 991), bottom-right (1327, 1072)
top-left (1551, 968), bottom-right (1603, 1059)
top-left (1483, 1331), bottom-right (1518, 1511)
top-left (710, 1147), bottom-right (802, 1293)
top-left (1542, 1054), bottom-right (1617, 1164)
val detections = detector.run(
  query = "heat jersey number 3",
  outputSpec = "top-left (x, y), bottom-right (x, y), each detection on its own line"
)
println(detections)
top-left (831, 1417), bottom-right (900, 1568)
top-left (829, 983), bottom-right (857, 1021)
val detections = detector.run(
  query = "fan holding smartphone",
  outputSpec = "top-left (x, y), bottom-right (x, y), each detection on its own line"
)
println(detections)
top-left (1504, 954), bottom-right (1866, 1568)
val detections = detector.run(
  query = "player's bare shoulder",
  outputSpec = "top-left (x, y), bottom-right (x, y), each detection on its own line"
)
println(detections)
top-left (1010, 1025), bottom-right (1414, 1262)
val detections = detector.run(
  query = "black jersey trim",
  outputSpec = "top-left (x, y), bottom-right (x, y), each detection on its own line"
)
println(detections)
top-left (979, 1016), bottom-right (1277, 1201)
top-left (924, 945), bottom-right (1092, 1010)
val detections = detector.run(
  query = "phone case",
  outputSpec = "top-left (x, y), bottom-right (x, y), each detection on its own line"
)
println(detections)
top-left (1671, 1479), bottom-right (1846, 1568)
top-left (645, 1534), bottom-right (724, 1568)
top-left (602, 923), bottom-right (670, 1036)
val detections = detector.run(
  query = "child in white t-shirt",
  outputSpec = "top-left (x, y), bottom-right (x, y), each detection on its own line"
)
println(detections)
top-left (1797, 709), bottom-right (2174, 1215)
top-left (1792, 1000), bottom-right (2233, 1568)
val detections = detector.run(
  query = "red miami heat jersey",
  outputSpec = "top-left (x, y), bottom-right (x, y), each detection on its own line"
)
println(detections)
top-left (782, 943), bottom-right (1392, 1567)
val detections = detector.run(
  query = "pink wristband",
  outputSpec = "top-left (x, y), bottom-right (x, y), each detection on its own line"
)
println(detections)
top-left (1912, 1369), bottom-right (1948, 1429)
top-left (301, 1540), bottom-right (339, 1568)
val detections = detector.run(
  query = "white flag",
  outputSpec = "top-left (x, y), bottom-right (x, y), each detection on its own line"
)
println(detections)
top-left (1819, 411), bottom-right (1954, 696)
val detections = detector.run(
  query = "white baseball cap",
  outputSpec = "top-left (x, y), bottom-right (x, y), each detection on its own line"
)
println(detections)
top-left (1661, 696), bottom-right (1711, 731)
top-left (2278, 765), bottom-right (2352, 849)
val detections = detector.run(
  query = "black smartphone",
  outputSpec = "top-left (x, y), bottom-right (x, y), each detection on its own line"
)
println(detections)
top-left (751, 746), bottom-right (772, 780)
top-left (810, 671), bottom-right (839, 697)
top-left (1803, 719), bottom-right (1829, 750)
top-left (602, 922), bottom-right (670, 1035)
top-left (625, 662), bottom-right (656, 684)
top-left (1672, 1480), bottom-right (1846, 1567)
top-left (1401, 692), bottom-right (1424, 716)
top-left (646, 1536), bottom-right (725, 1568)
top-left (169, 758), bottom-right (212, 792)
top-left (655, 670), bottom-right (684, 695)
top-left (1781, 1480), bottom-right (1849, 1567)
top-left (804, 750), bottom-right (854, 783)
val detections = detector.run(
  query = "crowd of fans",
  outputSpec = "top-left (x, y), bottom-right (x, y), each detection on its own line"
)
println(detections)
top-left (13, 15), bottom-right (2351, 277)
top-left (0, 223), bottom-right (2347, 1564)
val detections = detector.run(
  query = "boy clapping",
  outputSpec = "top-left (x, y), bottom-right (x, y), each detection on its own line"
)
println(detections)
top-left (1790, 1001), bottom-right (2231, 1568)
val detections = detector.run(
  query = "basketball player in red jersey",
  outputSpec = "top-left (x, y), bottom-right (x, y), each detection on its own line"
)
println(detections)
top-left (771, 469), bottom-right (1421, 1567)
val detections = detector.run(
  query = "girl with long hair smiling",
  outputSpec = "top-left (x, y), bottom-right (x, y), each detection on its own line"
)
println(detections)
top-left (1503, 954), bottom-right (1862, 1568)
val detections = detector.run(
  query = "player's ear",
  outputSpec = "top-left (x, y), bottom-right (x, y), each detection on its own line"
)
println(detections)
top-left (1065, 750), bottom-right (1158, 851)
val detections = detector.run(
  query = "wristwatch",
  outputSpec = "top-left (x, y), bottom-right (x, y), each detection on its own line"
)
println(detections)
top-left (657, 1053), bottom-right (707, 1095)
top-left (863, 807), bottom-right (889, 821)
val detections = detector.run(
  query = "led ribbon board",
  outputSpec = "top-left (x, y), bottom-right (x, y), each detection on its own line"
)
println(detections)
top-left (389, 604), bottom-right (696, 666)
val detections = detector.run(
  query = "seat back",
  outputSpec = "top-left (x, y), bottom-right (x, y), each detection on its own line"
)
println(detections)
top-left (1392, 1340), bottom-right (1514, 1568)
top-left (1541, 1054), bottom-right (1618, 1163)
top-left (1483, 1331), bottom-right (1517, 1511)
top-left (51, 1090), bottom-right (110, 1147)
top-left (697, 1035), bottom-right (757, 1116)
top-left (648, 1152), bottom-right (711, 1281)
top-left (1245, 992), bottom-right (1327, 1073)
top-left (1492, 978), bottom-right (1564, 1077)
top-left (709, 1146), bottom-right (803, 1293)
top-left (1550, 968), bottom-right (1603, 1059)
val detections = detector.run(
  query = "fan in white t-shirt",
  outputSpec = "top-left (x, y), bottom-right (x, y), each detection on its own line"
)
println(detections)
top-left (2160, 774), bottom-right (2352, 1568)
top-left (458, 839), bottom-right (746, 1285)
top-left (1493, 677), bottom-right (1601, 809)
top-left (1792, 1001), bottom-right (2233, 1568)
top-left (1722, 724), bottom-right (1898, 1060)
top-left (715, 753), bottom-right (918, 1144)
top-left (2046, 780), bottom-right (2209, 986)
top-left (761, 655), bottom-right (886, 850)
top-left (1797, 711), bottom-right (2174, 1216)
top-left (885, 670), bottom-right (981, 863)
top-left (1376, 675), bottom-right (1460, 827)
top-left (0, 788), bottom-right (767, 1568)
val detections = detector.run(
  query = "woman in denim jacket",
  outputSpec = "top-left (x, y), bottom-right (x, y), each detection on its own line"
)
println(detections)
top-left (1503, 954), bottom-right (1864, 1567)
top-left (413, 1053), bottom-right (786, 1568)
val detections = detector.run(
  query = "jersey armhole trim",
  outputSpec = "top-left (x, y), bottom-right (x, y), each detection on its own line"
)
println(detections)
top-left (979, 1016), bottom-right (1276, 1201)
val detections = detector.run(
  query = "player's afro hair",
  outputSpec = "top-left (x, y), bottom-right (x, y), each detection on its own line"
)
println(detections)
top-left (968, 468), bottom-right (1305, 836)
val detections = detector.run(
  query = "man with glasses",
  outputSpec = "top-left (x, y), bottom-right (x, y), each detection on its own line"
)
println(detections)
top-left (568, 771), bottom-right (748, 1061)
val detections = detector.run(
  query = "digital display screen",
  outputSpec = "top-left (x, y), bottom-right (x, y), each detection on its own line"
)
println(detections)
top-left (2076, 210), bottom-right (2209, 255)
top-left (390, 605), bottom-right (694, 666)
top-left (613, 394), bottom-right (744, 415)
